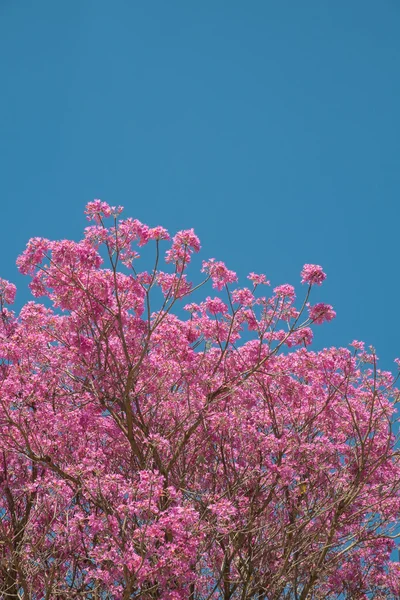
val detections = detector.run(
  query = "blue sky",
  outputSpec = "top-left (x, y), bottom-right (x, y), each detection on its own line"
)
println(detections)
top-left (1, 1), bottom-right (399, 371)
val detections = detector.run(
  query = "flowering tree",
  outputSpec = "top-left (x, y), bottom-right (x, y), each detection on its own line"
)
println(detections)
top-left (0, 201), bottom-right (399, 599)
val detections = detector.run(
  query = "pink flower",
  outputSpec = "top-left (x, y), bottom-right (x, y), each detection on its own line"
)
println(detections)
top-left (29, 273), bottom-right (47, 298)
top-left (243, 309), bottom-right (259, 330)
top-left (148, 226), bottom-right (170, 241)
top-left (120, 249), bottom-right (141, 267)
top-left (308, 303), bottom-right (336, 324)
top-left (157, 272), bottom-right (192, 298)
top-left (118, 218), bottom-right (150, 246)
top-left (0, 278), bottom-right (16, 305)
top-left (286, 327), bottom-right (314, 347)
top-left (301, 264), bottom-right (327, 286)
top-left (165, 229), bottom-right (201, 271)
top-left (85, 199), bottom-right (123, 222)
top-left (172, 229), bottom-right (201, 253)
top-left (84, 225), bottom-right (111, 247)
top-left (350, 340), bottom-right (365, 351)
top-left (231, 288), bottom-right (255, 306)
top-left (201, 259), bottom-right (238, 290)
top-left (16, 237), bottom-right (51, 275)
top-left (273, 284), bottom-right (296, 299)
top-left (208, 499), bottom-right (237, 520)
top-left (247, 272), bottom-right (270, 286)
top-left (184, 302), bottom-right (200, 313)
top-left (204, 297), bottom-right (228, 315)
top-left (137, 272), bottom-right (153, 285)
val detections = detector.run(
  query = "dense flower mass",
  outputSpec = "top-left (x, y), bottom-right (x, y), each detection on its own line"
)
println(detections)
top-left (0, 201), bottom-right (399, 599)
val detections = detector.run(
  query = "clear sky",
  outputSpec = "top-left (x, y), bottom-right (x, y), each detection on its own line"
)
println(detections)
top-left (1, 1), bottom-right (399, 370)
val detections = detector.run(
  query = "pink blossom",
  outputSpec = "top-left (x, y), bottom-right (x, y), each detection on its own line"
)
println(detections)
top-left (137, 271), bottom-right (153, 285)
top-left (247, 272), bottom-right (270, 286)
top-left (85, 199), bottom-right (122, 222)
top-left (273, 284), bottom-right (296, 298)
top-left (286, 327), bottom-right (314, 347)
top-left (301, 263), bottom-right (327, 285)
top-left (308, 302), bottom-right (336, 324)
top-left (0, 278), bottom-right (16, 305)
top-left (201, 259), bottom-right (238, 290)
top-left (350, 340), bottom-right (365, 351)
top-left (148, 225), bottom-right (170, 241)
top-left (204, 297), bottom-right (228, 315)
top-left (231, 288), bottom-right (255, 306)
top-left (120, 248), bottom-right (141, 266)
top-left (29, 273), bottom-right (47, 297)
top-left (242, 308), bottom-right (259, 330)
top-left (16, 237), bottom-right (51, 275)
top-left (165, 229), bottom-right (201, 271)
top-left (172, 228), bottom-right (201, 252)
top-left (118, 217), bottom-right (150, 246)
top-left (183, 302), bottom-right (200, 313)
top-left (84, 225), bottom-right (111, 247)
top-left (157, 272), bottom-right (192, 298)
top-left (208, 499), bottom-right (237, 520)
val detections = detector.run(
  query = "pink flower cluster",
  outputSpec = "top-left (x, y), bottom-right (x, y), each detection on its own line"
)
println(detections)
top-left (308, 302), bottom-right (336, 324)
top-left (204, 296), bottom-right (228, 315)
top-left (165, 229), bottom-right (201, 271)
top-left (157, 272), bottom-right (192, 298)
top-left (85, 199), bottom-right (123, 221)
top-left (16, 237), bottom-right (51, 275)
top-left (274, 284), bottom-right (296, 298)
top-left (0, 278), bottom-right (16, 305)
top-left (301, 263), bottom-right (327, 285)
top-left (247, 272), bottom-right (270, 286)
top-left (201, 258), bottom-right (238, 290)
top-left (231, 287), bottom-right (255, 306)
top-left (118, 217), bottom-right (152, 246)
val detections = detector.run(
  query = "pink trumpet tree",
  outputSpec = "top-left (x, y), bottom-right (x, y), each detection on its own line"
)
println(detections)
top-left (0, 200), bottom-right (399, 599)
